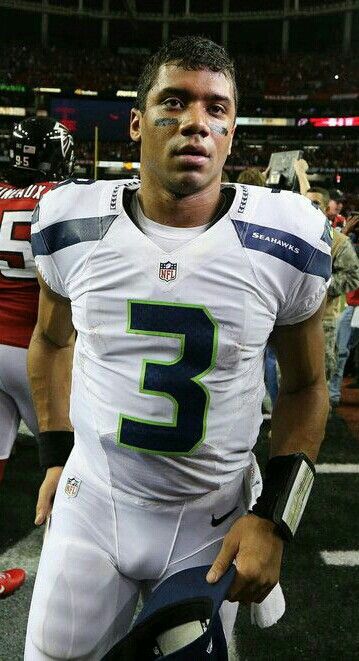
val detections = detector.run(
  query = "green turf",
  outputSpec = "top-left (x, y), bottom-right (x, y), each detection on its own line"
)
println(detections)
top-left (0, 415), bottom-right (358, 659)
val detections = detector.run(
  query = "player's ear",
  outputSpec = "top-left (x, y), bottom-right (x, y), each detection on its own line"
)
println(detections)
top-left (130, 109), bottom-right (142, 143)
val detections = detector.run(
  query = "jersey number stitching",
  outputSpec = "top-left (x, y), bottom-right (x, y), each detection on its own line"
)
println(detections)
top-left (0, 209), bottom-right (34, 280)
top-left (117, 300), bottom-right (218, 456)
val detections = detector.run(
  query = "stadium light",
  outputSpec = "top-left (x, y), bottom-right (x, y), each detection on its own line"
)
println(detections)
top-left (236, 117), bottom-right (295, 127)
top-left (116, 90), bottom-right (137, 97)
top-left (33, 87), bottom-right (62, 93)
top-left (75, 89), bottom-right (98, 96)
top-left (0, 107), bottom-right (26, 116)
top-left (98, 161), bottom-right (140, 169)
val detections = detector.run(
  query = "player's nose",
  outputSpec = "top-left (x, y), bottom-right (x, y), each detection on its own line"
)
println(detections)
top-left (179, 102), bottom-right (210, 138)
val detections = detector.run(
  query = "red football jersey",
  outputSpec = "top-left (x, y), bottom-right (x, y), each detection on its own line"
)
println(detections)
top-left (346, 288), bottom-right (359, 306)
top-left (332, 214), bottom-right (346, 230)
top-left (0, 181), bottom-right (55, 348)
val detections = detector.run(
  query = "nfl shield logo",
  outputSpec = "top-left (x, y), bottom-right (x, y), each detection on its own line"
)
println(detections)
top-left (65, 476), bottom-right (81, 498)
top-left (159, 261), bottom-right (177, 282)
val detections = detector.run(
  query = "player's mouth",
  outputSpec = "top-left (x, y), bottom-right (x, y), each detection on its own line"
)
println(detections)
top-left (174, 144), bottom-right (210, 167)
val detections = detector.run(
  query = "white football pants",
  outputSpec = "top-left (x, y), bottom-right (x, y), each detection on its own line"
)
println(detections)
top-left (25, 447), bottom-right (248, 660)
top-left (0, 343), bottom-right (38, 459)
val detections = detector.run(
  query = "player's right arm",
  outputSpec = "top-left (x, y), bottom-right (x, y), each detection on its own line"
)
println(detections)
top-left (28, 272), bottom-right (75, 525)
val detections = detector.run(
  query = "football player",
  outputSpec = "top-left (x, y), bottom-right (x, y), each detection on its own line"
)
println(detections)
top-left (25, 37), bottom-right (330, 659)
top-left (0, 116), bottom-right (75, 483)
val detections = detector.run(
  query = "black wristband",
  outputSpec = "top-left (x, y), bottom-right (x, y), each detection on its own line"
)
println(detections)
top-left (251, 453), bottom-right (316, 541)
top-left (38, 431), bottom-right (74, 470)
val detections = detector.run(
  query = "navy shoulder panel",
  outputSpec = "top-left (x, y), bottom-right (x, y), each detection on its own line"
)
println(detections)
top-left (232, 218), bottom-right (331, 280)
top-left (31, 214), bottom-right (117, 257)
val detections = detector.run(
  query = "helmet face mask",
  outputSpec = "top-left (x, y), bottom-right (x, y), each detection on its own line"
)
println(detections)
top-left (9, 117), bottom-right (75, 183)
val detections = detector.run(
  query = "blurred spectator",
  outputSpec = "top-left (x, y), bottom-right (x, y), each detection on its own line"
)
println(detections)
top-left (306, 187), bottom-right (359, 382)
top-left (306, 187), bottom-right (330, 213)
top-left (327, 189), bottom-right (347, 229)
top-left (329, 288), bottom-right (359, 405)
top-left (341, 212), bottom-right (359, 249)
top-left (237, 168), bottom-right (265, 186)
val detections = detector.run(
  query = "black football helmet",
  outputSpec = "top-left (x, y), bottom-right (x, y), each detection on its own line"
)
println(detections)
top-left (9, 116), bottom-right (75, 182)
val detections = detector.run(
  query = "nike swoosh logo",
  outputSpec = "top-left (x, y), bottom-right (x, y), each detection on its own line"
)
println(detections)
top-left (211, 506), bottom-right (238, 527)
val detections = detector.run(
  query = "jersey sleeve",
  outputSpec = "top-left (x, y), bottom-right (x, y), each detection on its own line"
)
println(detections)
top-left (31, 192), bottom-right (69, 297)
top-left (31, 179), bottom-right (117, 299)
top-left (275, 195), bottom-right (332, 326)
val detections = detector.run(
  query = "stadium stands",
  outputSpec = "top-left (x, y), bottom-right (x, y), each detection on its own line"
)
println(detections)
top-left (1, 44), bottom-right (359, 99)
top-left (0, 44), bottom-right (359, 190)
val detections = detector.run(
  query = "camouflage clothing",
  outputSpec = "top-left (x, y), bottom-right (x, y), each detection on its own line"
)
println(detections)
top-left (325, 232), bottom-right (359, 319)
top-left (324, 232), bottom-right (359, 380)
top-left (324, 320), bottom-right (337, 381)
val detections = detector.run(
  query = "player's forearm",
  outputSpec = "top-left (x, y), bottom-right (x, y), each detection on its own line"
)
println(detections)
top-left (269, 379), bottom-right (329, 462)
top-left (297, 172), bottom-right (310, 196)
top-left (28, 324), bottom-right (74, 432)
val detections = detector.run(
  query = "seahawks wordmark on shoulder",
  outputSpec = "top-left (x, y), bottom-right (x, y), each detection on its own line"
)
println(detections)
top-left (252, 231), bottom-right (300, 254)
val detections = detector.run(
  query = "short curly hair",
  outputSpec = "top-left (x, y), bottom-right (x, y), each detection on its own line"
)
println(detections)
top-left (135, 35), bottom-right (238, 115)
top-left (237, 168), bottom-right (266, 187)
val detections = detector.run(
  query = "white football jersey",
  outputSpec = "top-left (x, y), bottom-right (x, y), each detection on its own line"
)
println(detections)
top-left (31, 180), bottom-right (331, 500)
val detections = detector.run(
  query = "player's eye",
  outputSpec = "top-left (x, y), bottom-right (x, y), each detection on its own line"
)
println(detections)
top-left (163, 98), bottom-right (183, 110)
top-left (209, 104), bottom-right (226, 116)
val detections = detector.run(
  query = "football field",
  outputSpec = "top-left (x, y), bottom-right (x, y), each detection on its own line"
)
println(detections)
top-left (1, 391), bottom-right (358, 660)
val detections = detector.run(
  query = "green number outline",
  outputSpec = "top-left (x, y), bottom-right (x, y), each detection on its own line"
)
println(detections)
top-left (117, 299), bottom-right (218, 456)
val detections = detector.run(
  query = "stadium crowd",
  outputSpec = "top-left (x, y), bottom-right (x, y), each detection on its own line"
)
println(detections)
top-left (72, 139), bottom-right (359, 173)
top-left (1, 127), bottom-right (358, 173)
top-left (2, 44), bottom-right (359, 100)
top-left (226, 139), bottom-right (359, 171)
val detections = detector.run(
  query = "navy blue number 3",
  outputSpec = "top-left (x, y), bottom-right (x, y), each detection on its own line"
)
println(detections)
top-left (117, 300), bottom-right (218, 455)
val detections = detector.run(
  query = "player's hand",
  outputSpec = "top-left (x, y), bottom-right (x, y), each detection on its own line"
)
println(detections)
top-left (206, 513), bottom-right (284, 604)
top-left (342, 214), bottom-right (359, 236)
top-left (35, 466), bottom-right (63, 526)
top-left (294, 158), bottom-right (309, 174)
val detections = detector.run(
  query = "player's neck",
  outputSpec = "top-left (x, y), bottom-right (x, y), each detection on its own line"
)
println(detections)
top-left (137, 179), bottom-right (223, 228)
